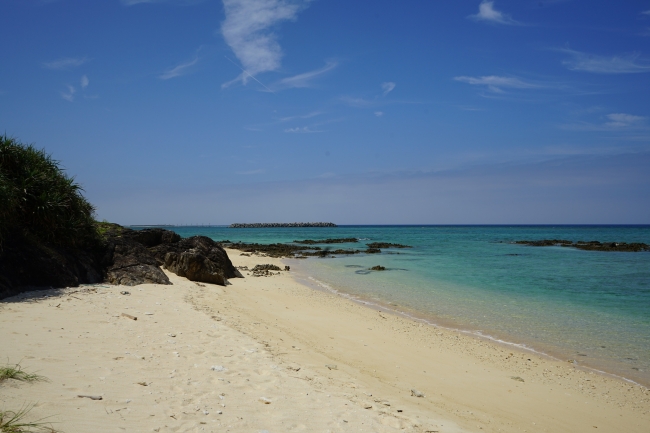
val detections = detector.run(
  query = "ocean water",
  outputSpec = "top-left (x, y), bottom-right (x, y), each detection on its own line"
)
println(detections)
top-left (149, 225), bottom-right (650, 386)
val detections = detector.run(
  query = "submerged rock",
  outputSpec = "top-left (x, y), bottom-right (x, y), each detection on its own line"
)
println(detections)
top-left (293, 238), bottom-right (358, 245)
top-left (370, 266), bottom-right (386, 271)
top-left (366, 242), bottom-right (412, 249)
top-left (514, 239), bottom-right (649, 252)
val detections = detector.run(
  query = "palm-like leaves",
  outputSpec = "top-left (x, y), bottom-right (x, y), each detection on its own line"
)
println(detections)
top-left (0, 135), bottom-right (98, 248)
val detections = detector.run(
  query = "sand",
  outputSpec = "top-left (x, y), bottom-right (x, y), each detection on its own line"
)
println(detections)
top-left (1, 249), bottom-right (648, 433)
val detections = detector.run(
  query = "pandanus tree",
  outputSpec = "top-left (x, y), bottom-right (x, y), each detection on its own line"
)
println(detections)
top-left (0, 135), bottom-right (98, 249)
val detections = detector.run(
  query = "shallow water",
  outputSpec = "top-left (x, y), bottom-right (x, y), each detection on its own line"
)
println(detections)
top-left (148, 225), bottom-right (650, 386)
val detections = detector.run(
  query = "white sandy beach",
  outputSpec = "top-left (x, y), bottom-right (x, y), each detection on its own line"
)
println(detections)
top-left (1, 249), bottom-right (649, 433)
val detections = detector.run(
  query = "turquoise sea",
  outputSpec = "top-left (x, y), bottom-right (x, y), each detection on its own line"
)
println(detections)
top-left (149, 225), bottom-right (650, 386)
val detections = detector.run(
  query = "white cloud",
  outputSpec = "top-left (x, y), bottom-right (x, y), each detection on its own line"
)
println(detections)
top-left (61, 85), bottom-right (76, 102)
top-left (468, 1), bottom-right (521, 25)
top-left (271, 61), bottom-right (337, 90)
top-left (43, 57), bottom-right (88, 70)
top-left (374, 111), bottom-right (384, 117)
top-left (381, 82), bottom-right (395, 96)
top-left (279, 111), bottom-right (322, 122)
top-left (604, 113), bottom-right (646, 128)
top-left (160, 56), bottom-right (199, 80)
top-left (560, 48), bottom-right (650, 74)
top-left (562, 113), bottom-right (647, 132)
top-left (454, 75), bottom-right (540, 92)
top-left (221, 0), bottom-right (310, 87)
top-left (80, 75), bottom-right (89, 89)
top-left (284, 126), bottom-right (321, 133)
top-left (642, 10), bottom-right (650, 16)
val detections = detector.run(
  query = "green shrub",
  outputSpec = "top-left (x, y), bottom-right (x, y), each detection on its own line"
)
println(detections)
top-left (0, 135), bottom-right (98, 249)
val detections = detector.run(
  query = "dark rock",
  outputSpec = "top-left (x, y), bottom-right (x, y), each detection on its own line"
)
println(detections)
top-left (102, 228), bottom-right (171, 286)
top-left (514, 239), bottom-right (649, 252)
top-left (152, 236), bottom-right (241, 282)
top-left (164, 250), bottom-right (227, 285)
top-left (124, 228), bottom-right (181, 248)
top-left (302, 249), bottom-right (360, 257)
top-left (252, 264), bottom-right (282, 272)
top-left (0, 233), bottom-right (104, 299)
top-left (370, 265), bottom-right (386, 271)
top-left (294, 238), bottom-right (358, 245)
top-left (227, 242), bottom-right (318, 258)
top-left (365, 248), bottom-right (381, 254)
top-left (366, 242), bottom-right (411, 249)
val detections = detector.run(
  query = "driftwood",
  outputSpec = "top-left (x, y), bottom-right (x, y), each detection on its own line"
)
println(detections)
top-left (121, 313), bottom-right (137, 321)
top-left (78, 395), bottom-right (103, 400)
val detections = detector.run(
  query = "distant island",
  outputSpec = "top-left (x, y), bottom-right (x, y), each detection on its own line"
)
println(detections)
top-left (230, 222), bottom-right (337, 228)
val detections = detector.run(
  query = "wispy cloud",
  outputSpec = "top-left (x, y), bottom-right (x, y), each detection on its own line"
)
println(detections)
top-left (604, 113), bottom-right (646, 128)
top-left (468, 1), bottom-right (522, 26)
top-left (642, 10), bottom-right (650, 16)
top-left (374, 111), bottom-right (384, 117)
top-left (279, 111), bottom-right (322, 122)
top-left (80, 75), bottom-right (89, 89)
top-left (61, 85), bottom-right (76, 102)
top-left (220, 0), bottom-right (311, 87)
top-left (381, 82), bottom-right (395, 96)
top-left (454, 75), bottom-right (540, 93)
top-left (284, 126), bottom-right (322, 133)
top-left (160, 56), bottom-right (199, 80)
top-left (270, 61), bottom-right (337, 90)
top-left (559, 48), bottom-right (650, 74)
top-left (43, 57), bottom-right (88, 70)
top-left (562, 113), bottom-right (647, 131)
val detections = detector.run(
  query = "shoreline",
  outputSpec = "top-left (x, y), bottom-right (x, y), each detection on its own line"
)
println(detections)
top-left (285, 256), bottom-right (650, 389)
top-left (1, 249), bottom-right (649, 432)
top-left (300, 272), bottom-right (648, 388)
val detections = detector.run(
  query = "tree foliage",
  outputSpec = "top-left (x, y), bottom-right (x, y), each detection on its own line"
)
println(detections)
top-left (0, 135), bottom-right (98, 248)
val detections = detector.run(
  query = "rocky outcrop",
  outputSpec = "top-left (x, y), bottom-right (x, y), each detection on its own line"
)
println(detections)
top-left (125, 228), bottom-right (181, 247)
top-left (514, 240), bottom-right (649, 252)
top-left (294, 238), bottom-right (358, 245)
top-left (101, 227), bottom-right (171, 286)
top-left (152, 236), bottom-right (241, 282)
top-left (366, 242), bottom-right (411, 249)
top-left (225, 242), bottom-right (317, 258)
top-left (101, 226), bottom-right (240, 287)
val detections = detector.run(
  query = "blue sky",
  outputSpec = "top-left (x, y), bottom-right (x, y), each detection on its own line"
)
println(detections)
top-left (2, 0), bottom-right (650, 224)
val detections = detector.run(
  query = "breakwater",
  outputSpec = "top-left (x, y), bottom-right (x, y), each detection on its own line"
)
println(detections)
top-left (229, 222), bottom-right (337, 228)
